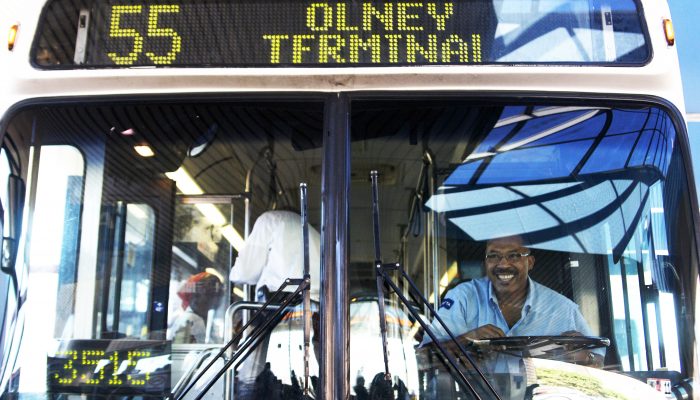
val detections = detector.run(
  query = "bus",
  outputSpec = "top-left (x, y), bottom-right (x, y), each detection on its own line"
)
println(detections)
top-left (0, 0), bottom-right (696, 399)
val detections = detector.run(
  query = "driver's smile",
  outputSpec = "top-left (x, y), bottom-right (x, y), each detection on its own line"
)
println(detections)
top-left (493, 268), bottom-right (517, 283)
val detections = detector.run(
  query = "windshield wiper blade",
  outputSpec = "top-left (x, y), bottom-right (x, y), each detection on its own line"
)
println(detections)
top-left (369, 170), bottom-right (502, 400)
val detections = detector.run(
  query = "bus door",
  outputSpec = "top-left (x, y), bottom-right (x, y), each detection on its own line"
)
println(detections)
top-left (95, 124), bottom-right (179, 339)
top-left (95, 162), bottom-right (176, 340)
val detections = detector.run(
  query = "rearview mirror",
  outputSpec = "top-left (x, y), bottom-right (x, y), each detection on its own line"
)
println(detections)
top-left (1, 174), bottom-right (25, 275)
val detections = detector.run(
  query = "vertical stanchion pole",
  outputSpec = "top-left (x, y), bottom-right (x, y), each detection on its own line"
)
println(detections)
top-left (300, 183), bottom-right (312, 396)
top-left (370, 171), bottom-right (391, 382)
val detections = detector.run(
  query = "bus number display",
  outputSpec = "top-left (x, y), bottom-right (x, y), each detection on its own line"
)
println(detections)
top-left (108, 5), bottom-right (182, 65)
top-left (47, 340), bottom-right (171, 395)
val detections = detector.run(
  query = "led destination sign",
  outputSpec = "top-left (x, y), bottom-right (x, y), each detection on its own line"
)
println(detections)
top-left (34, 0), bottom-right (497, 67)
top-left (33, 0), bottom-right (649, 68)
top-left (46, 339), bottom-right (171, 395)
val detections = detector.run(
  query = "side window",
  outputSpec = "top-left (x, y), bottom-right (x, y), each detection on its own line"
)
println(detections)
top-left (18, 146), bottom-right (84, 392)
top-left (608, 182), bottom-right (681, 372)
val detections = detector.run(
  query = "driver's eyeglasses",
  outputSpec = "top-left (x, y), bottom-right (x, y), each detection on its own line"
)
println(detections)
top-left (485, 252), bottom-right (530, 264)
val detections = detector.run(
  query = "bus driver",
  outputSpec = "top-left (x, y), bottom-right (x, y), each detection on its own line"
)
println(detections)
top-left (422, 235), bottom-right (603, 367)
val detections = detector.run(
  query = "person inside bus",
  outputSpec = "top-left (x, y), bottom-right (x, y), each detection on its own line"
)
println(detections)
top-left (229, 210), bottom-right (321, 399)
top-left (421, 235), bottom-right (604, 367)
top-left (229, 209), bottom-right (321, 300)
top-left (168, 271), bottom-right (223, 343)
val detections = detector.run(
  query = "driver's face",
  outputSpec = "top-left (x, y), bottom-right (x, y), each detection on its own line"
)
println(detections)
top-left (485, 236), bottom-right (534, 300)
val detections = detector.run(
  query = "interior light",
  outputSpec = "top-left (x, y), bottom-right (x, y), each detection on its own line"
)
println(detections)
top-left (663, 18), bottom-right (675, 46)
top-left (134, 144), bottom-right (155, 158)
top-left (220, 225), bottom-right (246, 253)
top-left (166, 167), bottom-right (245, 251)
top-left (166, 167), bottom-right (203, 195)
top-left (8, 24), bottom-right (18, 51)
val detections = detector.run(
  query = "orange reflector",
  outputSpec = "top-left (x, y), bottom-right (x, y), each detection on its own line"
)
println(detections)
top-left (663, 18), bottom-right (675, 46)
top-left (8, 24), bottom-right (18, 51)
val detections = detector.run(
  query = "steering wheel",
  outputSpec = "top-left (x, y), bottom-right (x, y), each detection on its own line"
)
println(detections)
top-left (468, 335), bottom-right (609, 359)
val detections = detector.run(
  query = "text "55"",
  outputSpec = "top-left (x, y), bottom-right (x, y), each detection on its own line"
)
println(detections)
top-left (108, 4), bottom-right (182, 65)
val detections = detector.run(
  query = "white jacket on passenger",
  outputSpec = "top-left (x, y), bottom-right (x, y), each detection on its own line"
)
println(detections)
top-left (229, 210), bottom-right (321, 300)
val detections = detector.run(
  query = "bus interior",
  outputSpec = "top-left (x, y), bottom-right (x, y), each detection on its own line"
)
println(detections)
top-left (0, 96), bottom-right (696, 399)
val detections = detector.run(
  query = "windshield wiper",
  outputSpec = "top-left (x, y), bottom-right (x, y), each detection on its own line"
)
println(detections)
top-left (172, 278), bottom-right (308, 400)
top-left (369, 170), bottom-right (502, 400)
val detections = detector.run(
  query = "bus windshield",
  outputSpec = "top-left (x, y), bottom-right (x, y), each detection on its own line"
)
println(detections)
top-left (4, 96), bottom-right (694, 400)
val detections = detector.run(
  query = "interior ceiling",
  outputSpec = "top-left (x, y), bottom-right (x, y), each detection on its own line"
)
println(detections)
top-left (17, 100), bottom-right (494, 282)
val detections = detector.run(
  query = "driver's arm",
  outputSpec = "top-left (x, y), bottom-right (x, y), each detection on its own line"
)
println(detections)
top-left (417, 323), bottom-right (504, 363)
top-left (416, 281), bottom-right (496, 359)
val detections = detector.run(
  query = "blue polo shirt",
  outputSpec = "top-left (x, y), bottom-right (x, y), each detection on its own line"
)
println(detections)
top-left (424, 276), bottom-right (594, 343)
top-left (422, 277), bottom-right (601, 374)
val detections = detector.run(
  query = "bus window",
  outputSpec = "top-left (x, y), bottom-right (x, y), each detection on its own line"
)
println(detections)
top-left (7, 101), bottom-right (324, 398)
top-left (18, 145), bottom-right (84, 392)
top-left (348, 100), bottom-right (693, 399)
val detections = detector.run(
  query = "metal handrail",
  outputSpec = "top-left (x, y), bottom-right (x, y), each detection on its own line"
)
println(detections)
top-left (171, 279), bottom-right (308, 400)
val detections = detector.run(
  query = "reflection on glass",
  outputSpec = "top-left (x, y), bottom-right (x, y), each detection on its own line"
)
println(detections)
top-left (168, 202), bottom-right (230, 344)
top-left (349, 101), bottom-right (689, 399)
top-left (118, 203), bottom-right (156, 338)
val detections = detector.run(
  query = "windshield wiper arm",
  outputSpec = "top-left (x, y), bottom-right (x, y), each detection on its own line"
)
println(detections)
top-left (174, 183), bottom-right (314, 400)
top-left (370, 170), bottom-right (502, 400)
top-left (172, 278), bottom-right (308, 400)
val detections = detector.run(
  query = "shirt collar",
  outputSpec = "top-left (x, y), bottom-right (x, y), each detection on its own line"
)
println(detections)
top-left (488, 276), bottom-right (535, 313)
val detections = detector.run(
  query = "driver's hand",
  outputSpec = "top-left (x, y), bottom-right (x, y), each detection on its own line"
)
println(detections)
top-left (559, 330), bottom-right (603, 368)
top-left (464, 324), bottom-right (505, 340)
top-left (457, 325), bottom-right (505, 361)
top-left (559, 349), bottom-right (603, 367)
top-left (426, 325), bottom-right (504, 360)
top-left (560, 330), bottom-right (583, 336)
